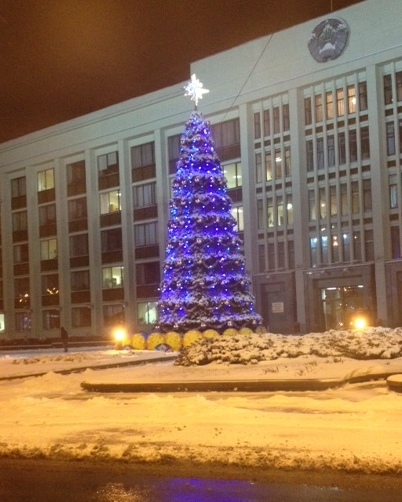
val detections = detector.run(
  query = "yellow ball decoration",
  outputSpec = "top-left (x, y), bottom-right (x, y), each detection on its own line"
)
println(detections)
top-left (146, 332), bottom-right (165, 350)
top-left (222, 328), bottom-right (238, 336)
top-left (239, 327), bottom-right (253, 335)
top-left (202, 329), bottom-right (220, 339)
top-left (183, 330), bottom-right (202, 347)
top-left (131, 333), bottom-right (146, 350)
top-left (165, 331), bottom-right (182, 351)
top-left (256, 326), bottom-right (267, 334)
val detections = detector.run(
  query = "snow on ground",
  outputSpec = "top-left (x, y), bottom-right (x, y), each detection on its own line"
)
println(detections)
top-left (0, 328), bottom-right (401, 475)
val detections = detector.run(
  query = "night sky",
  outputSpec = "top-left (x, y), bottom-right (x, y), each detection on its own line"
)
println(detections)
top-left (0, 0), bottom-right (363, 143)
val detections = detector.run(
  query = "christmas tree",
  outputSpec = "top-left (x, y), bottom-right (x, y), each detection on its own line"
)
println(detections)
top-left (157, 75), bottom-right (262, 334)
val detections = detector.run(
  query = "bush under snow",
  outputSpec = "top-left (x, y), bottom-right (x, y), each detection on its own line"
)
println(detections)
top-left (175, 327), bottom-right (402, 366)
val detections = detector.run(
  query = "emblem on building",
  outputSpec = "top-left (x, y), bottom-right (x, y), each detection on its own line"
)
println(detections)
top-left (308, 18), bottom-right (349, 63)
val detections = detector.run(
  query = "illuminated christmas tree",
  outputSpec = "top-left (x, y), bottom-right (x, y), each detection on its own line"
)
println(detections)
top-left (157, 75), bottom-right (262, 334)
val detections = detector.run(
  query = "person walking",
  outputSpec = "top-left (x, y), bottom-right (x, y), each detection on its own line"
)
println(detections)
top-left (60, 326), bottom-right (69, 352)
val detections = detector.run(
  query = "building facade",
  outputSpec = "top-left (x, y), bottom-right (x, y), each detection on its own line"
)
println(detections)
top-left (0, 0), bottom-right (402, 340)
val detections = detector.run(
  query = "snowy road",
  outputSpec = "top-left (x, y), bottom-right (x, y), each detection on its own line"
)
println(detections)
top-left (1, 458), bottom-right (402, 502)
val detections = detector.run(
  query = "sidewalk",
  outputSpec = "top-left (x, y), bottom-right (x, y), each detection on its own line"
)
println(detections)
top-left (80, 370), bottom-right (402, 393)
top-left (2, 348), bottom-right (401, 393)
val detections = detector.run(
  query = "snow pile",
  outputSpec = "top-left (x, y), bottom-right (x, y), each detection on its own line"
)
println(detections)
top-left (0, 331), bottom-right (401, 476)
top-left (175, 327), bottom-right (402, 366)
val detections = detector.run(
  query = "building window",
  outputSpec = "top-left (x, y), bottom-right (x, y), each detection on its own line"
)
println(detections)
top-left (363, 179), bottom-right (372, 212)
top-left (336, 88), bottom-right (345, 117)
top-left (102, 266), bottom-right (124, 288)
top-left (11, 177), bottom-right (26, 198)
top-left (267, 198), bottom-right (274, 227)
top-left (340, 184), bottom-right (348, 215)
top-left (321, 233), bottom-right (329, 264)
top-left (315, 95), bottom-right (323, 122)
top-left (332, 234), bottom-right (340, 263)
top-left (41, 274), bottom-right (59, 303)
top-left (349, 130), bottom-right (357, 162)
top-left (351, 181), bottom-right (359, 213)
top-left (254, 112), bottom-right (261, 139)
top-left (103, 304), bottom-right (124, 326)
top-left (284, 146), bottom-right (291, 177)
top-left (263, 109), bottom-right (271, 136)
top-left (99, 190), bottom-right (121, 214)
top-left (397, 71), bottom-right (402, 102)
top-left (14, 243), bottom-right (29, 264)
top-left (15, 311), bottom-right (31, 333)
top-left (13, 210), bottom-right (27, 231)
top-left (68, 197), bottom-right (87, 221)
top-left (71, 270), bottom-right (90, 291)
top-left (327, 135), bottom-right (335, 167)
top-left (168, 135), bottom-right (181, 174)
top-left (132, 142), bottom-right (156, 181)
top-left (14, 277), bottom-right (30, 308)
top-left (133, 182), bottom-right (156, 207)
top-left (136, 262), bottom-right (160, 286)
top-left (330, 185), bottom-right (337, 216)
top-left (338, 132), bottom-right (346, 165)
top-left (359, 82), bottom-right (368, 111)
top-left (70, 233), bottom-right (89, 257)
top-left (347, 85), bottom-right (356, 114)
top-left (230, 206), bottom-right (244, 231)
top-left (42, 309), bottom-right (60, 330)
top-left (41, 238), bottom-right (57, 260)
top-left (134, 221), bottom-right (158, 246)
top-left (210, 118), bottom-right (240, 161)
top-left (384, 74), bottom-right (393, 105)
top-left (265, 152), bottom-right (273, 180)
top-left (98, 151), bottom-right (119, 189)
top-left (101, 228), bottom-right (122, 253)
top-left (39, 204), bottom-right (56, 226)
top-left (282, 104), bottom-right (290, 131)
top-left (276, 197), bottom-right (284, 226)
top-left (389, 175), bottom-right (398, 208)
top-left (37, 169), bottom-right (54, 192)
top-left (306, 140), bottom-right (314, 171)
top-left (310, 237), bottom-right (318, 266)
top-left (257, 199), bottom-right (263, 229)
top-left (255, 153), bottom-right (262, 183)
top-left (67, 160), bottom-right (86, 196)
top-left (386, 122), bottom-right (395, 156)
top-left (342, 232), bottom-right (351, 262)
top-left (273, 107), bottom-right (280, 134)
top-left (72, 307), bottom-right (92, 327)
top-left (365, 230), bottom-right (374, 261)
top-left (304, 98), bottom-right (312, 126)
top-left (317, 138), bottom-right (324, 170)
top-left (326, 91), bottom-right (334, 119)
top-left (224, 162), bottom-right (242, 188)
top-left (360, 126), bottom-right (370, 159)
top-left (319, 187), bottom-right (327, 219)
top-left (137, 301), bottom-right (157, 325)
top-left (308, 189), bottom-right (316, 221)
top-left (275, 149), bottom-right (282, 178)
top-left (353, 230), bottom-right (362, 261)
top-left (98, 151), bottom-right (118, 175)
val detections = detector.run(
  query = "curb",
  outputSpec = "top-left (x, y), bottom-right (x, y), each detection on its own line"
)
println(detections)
top-left (80, 371), bottom-right (402, 393)
top-left (0, 355), bottom-right (177, 382)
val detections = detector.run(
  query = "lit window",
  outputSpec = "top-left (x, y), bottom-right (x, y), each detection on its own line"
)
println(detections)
top-left (138, 302), bottom-right (158, 325)
top-left (99, 190), bottom-right (121, 214)
top-left (37, 169), bottom-right (54, 192)
top-left (41, 239), bottom-right (57, 261)
top-left (102, 266), bottom-right (124, 288)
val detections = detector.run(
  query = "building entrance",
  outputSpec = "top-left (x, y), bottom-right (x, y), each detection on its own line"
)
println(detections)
top-left (321, 285), bottom-right (368, 330)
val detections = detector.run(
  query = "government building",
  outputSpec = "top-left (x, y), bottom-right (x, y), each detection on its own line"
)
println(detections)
top-left (1, 0), bottom-right (401, 340)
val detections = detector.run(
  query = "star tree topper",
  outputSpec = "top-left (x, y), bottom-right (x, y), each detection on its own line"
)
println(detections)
top-left (184, 74), bottom-right (209, 108)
